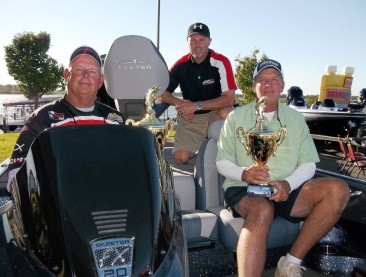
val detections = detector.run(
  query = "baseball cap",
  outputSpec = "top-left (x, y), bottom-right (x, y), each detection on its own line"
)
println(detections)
top-left (187, 23), bottom-right (210, 38)
top-left (253, 59), bottom-right (284, 79)
top-left (69, 46), bottom-right (102, 68)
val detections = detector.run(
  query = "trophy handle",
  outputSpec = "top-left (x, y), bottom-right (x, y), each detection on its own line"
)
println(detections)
top-left (125, 118), bottom-right (137, 126)
top-left (272, 127), bottom-right (287, 157)
top-left (166, 119), bottom-right (174, 137)
top-left (236, 127), bottom-right (251, 155)
top-left (275, 127), bottom-right (287, 147)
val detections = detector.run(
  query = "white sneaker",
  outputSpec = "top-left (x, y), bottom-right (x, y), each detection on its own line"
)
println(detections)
top-left (274, 256), bottom-right (306, 277)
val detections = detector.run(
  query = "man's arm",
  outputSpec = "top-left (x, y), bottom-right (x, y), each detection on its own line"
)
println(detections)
top-left (194, 89), bottom-right (235, 111)
top-left (159, 91), bottom-right (185, 106)
top-left (174, 89), bottom-right (235, 119)
top-left (7, 117), bottom-right (43, 192)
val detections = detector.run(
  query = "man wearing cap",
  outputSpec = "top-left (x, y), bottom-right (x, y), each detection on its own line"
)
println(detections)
top-left (159, 22), bottom-right (237, 164)
top-left (7, 46), bottom-right (125, 191)
top-left (216, 59), bottom-right (349, 276)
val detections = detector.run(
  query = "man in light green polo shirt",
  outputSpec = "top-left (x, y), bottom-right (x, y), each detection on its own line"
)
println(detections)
top-left (216, 59), bottom-right (350, 277)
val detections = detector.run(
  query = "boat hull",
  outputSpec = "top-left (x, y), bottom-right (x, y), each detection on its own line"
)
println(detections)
top-left (299, 109), bottom-right (366, 137)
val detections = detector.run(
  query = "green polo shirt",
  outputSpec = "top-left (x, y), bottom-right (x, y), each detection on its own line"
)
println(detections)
top-left (217, 100), bottom-right (320, 191)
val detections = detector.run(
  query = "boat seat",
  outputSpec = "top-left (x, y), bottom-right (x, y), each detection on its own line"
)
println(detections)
top-left (194, 120), bottom-right (301, 252)
top-left (174, 175), bottom-right (218, 248)
top-left (103, 35), bottom-right (170, 121)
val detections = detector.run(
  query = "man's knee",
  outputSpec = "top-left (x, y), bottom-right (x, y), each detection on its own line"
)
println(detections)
top-left (328, 179), bottom-right (350, 207)
top-left (307, 177), bottom-right (350, 207)
top-left (174, 150), bottom-right (194, 164)
top-left (236, 198), bottom-right (274, 222)
top-left (215, 106), bottom-right (234, 120)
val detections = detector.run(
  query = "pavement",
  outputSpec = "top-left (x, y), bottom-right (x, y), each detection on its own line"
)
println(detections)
top-left (314, 138), bottom-right (366, 180)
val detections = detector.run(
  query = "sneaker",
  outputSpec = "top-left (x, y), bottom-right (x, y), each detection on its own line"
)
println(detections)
top-left (275, 256), bottom-right (306, 277)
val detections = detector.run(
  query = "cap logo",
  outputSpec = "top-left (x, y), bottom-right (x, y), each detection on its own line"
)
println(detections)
top-left (260, 60), bottom-right (280, 68)
top-left (194, 24), bottom-right (203, 29)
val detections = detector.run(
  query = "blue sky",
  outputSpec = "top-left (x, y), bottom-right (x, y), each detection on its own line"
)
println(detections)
top-left (1, 0), bottom-right (365, 96)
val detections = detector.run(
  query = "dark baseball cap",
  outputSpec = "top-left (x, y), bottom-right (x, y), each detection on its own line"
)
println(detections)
top-left (187, 23), bottom-right (210, 38)
top-left (69, 46), bottom-right (102, 68)
top-left (253, 59), bottom-right (284, 79)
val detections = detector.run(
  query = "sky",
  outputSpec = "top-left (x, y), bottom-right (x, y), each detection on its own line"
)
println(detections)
top-left (1, 0), bottom-right (365, 96)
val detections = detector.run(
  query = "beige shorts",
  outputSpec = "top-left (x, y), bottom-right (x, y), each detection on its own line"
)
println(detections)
top-left (173, 110), bottom-right (217, 154)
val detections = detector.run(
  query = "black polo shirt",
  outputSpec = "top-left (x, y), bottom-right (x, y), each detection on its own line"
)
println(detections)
top-left (166, 49), bottom-right (237, 113)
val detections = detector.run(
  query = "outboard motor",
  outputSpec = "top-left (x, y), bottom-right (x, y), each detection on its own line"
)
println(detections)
top-left (286, 86), bottom-right (304, 105)
top-left (318, 98), bottom-right (336, 111)
top-left (2, 36), bottom-right (188, 277)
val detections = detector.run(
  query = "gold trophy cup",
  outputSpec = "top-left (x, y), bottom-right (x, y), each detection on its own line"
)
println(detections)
top-left (125, 85), bottom-right (174, 148)
top-left (236, 96), bottom-right (287, 197)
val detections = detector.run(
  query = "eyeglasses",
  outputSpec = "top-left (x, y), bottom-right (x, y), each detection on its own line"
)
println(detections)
top-left (257, 77), bottom-right (282, 85)
top-left (71, 67), bottom-right (100, 78)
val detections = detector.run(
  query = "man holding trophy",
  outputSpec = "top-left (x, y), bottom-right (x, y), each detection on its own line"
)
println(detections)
top-left (216, 59), bottom-right (350, 277)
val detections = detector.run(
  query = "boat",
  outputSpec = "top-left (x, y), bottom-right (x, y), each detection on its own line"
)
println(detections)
top-left (287, 86), bottom-right (366, 137)
top-left (1, 96), bottom-right (62, 132)
top-left (0, 35), bottom-right (366, 277)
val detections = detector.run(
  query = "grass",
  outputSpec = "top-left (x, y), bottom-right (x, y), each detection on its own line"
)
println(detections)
top-left (0, 133), bottom-right (19, 162)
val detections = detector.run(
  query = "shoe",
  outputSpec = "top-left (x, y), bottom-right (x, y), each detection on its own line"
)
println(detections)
top-left (274, 256), bottom-right (306, 277)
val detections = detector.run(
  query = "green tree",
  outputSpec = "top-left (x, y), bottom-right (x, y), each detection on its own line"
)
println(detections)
top-left (4, 31), bottom-right (65, 108)
top-left (235, 48), bottom-right (269, 105)
top-left (305, 95), bottom-right (319, 108)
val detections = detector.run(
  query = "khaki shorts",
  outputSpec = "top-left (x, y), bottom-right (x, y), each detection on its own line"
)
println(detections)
top-left (173, 111), bottom-right (217, 154)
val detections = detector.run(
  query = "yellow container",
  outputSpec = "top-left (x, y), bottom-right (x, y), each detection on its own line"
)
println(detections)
top-left (319, 65), bottom-right (354, 108)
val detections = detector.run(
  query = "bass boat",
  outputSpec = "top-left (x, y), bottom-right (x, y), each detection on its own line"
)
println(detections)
top-left (0, 36), bottom-right (365, 277)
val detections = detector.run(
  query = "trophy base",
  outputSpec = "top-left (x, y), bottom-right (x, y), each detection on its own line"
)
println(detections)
top-left (247, 184), bottom-right (274, 197)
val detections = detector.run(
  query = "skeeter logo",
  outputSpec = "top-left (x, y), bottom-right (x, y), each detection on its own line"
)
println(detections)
top-left (91, 237), bottom-right (134, 277)
top-left (114, 59), bottom-right (152, 70)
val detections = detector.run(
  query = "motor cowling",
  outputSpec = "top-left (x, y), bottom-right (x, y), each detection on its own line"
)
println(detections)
top-left (7, 125), bottom-right (179, 276)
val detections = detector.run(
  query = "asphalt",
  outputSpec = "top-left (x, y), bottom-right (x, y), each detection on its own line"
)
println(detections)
top-left (314, 138), bottom-right (366, 180)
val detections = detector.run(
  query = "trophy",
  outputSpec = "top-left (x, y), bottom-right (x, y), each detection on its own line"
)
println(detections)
top-left (236, 96), bottom-right (287, 197)
top-left (125, 85), bottom-right (174, 148)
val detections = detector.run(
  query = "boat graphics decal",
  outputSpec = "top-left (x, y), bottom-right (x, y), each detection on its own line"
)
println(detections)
top-left (91, 237), bottom-right (134, 277)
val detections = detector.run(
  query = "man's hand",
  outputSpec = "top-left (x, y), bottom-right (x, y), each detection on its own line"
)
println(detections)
top-left (268, 180), bottom-right (291, 202)
top-left (176, 100), bottom-right (195, 122)
top-left (242, 165), bottom-right (269, 184)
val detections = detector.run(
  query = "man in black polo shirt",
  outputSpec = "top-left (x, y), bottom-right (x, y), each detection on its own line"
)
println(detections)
top-left (160, 22), bottom-right (237, 164)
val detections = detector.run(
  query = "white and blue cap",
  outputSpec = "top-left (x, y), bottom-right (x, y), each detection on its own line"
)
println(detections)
top-left (253, 59), bottom-right (284, 79)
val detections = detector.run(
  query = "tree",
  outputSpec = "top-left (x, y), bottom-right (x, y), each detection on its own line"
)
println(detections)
top-left (235, 48), bottom-right (269, 105)
top-left (4, 32), bottom-right (65, 108)
top-left (305, 95), bottom-right (319, 108)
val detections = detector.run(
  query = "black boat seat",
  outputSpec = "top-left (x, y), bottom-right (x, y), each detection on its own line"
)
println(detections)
top-left (194, 120), bottom-right (301, 252)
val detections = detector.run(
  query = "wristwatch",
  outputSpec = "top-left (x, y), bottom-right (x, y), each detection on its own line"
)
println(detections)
top-left (197, 101), bottom-right (202, 111)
